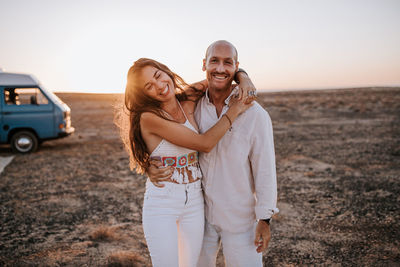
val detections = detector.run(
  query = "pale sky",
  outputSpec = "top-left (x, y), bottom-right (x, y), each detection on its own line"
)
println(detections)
top-left (0, 0), bottom-right (399, 93)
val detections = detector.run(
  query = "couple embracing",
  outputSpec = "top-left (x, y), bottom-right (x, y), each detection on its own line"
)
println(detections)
top-left (119, 40), bottom-right (278, 267)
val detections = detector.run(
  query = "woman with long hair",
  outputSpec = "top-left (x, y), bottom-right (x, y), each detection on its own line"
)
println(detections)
top-left (117, 58), bottom-right (252, 266)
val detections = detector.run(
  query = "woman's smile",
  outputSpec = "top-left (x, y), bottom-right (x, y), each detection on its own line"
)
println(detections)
top-left (161, 84), bottom-right (169, 95)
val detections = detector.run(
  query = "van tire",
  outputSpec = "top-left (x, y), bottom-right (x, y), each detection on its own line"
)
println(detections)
top-left (11, 131), bottom-right (39, 153)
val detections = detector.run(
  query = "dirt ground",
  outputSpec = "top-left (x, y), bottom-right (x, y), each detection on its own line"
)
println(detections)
top-left (0, 87), bottom-right (399, 266)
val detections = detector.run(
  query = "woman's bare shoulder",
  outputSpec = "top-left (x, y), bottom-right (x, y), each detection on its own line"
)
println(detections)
top-left (140, 111), bottom-right (156, 120)
top-left (140, 112), bottom-right (163, 126)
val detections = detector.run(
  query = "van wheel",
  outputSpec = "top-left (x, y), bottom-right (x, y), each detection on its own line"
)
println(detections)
top-left (11, 131), bottom-right (39, 153)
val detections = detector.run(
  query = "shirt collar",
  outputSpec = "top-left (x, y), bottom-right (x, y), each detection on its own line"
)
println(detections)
top-left (224, 86), bottom-right (239, 105)
top-left (205, 89), bottom-right (212, 105)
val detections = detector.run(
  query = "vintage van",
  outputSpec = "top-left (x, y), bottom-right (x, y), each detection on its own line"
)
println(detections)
top-left (0, 71), bottom-right (74, 153)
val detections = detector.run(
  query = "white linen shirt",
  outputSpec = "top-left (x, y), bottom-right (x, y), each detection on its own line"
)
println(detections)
top-left (194, 88), bottom-right (279, 233)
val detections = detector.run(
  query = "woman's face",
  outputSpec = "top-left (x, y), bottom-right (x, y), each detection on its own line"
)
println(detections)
top-left (138, 65), bottom-right (175, 102)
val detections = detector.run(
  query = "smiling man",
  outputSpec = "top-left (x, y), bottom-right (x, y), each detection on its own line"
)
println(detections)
top-left (195, 40), bottom-right (278, 266)
top-left (147, 40), bottom-right (278, 266)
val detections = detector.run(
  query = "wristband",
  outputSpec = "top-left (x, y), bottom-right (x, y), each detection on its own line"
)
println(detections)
top-left (234, 68), bottom-right (248, 84)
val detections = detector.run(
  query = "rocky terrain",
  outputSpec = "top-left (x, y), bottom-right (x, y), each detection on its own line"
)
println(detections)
top-left (0, 87), bottom-right (399, 266)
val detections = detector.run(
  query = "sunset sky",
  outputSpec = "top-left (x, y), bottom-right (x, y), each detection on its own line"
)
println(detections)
top-left (0, 0), bottom-right (399, 93)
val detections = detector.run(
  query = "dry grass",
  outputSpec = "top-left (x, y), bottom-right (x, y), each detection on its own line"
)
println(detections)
top-left (46, 248), bottom-right (86, 262)
top-left (1, 89), bottom-right (399, 266)
top-left (107, 251), bottom-right (145, 267)
top-left (23, 246), bottom-right (86, 266)
top-left (89, 225), bottom-right (121, 242)
top-left (304, 171), bottom-right (316, 177)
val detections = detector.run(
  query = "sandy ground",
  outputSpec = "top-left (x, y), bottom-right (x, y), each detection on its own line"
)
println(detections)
top-left (0, 87), bottom-right (399, 266)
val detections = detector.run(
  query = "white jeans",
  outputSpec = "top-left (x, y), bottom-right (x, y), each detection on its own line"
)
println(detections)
top-left (142, 179), bottom-right (204, 267)
top-left (198, 220), bottom-right (262, 267)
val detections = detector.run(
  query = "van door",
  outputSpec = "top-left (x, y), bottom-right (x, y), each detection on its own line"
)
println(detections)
top-left (2, 87), bottom-right (54, 140)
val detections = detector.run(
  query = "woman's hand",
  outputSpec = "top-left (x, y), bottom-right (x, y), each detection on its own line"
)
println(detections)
top-left (236, 71), bottom-right (257, 103)
top-left (228, 95), bottom-right (253, 118)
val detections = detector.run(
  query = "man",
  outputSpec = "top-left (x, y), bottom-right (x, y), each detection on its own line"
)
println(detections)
top-left (149, 40), bottom-right (278, 266)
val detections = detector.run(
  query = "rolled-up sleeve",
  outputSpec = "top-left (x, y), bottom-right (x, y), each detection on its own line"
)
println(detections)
top-left (249, 108), bottom-right (279, 219)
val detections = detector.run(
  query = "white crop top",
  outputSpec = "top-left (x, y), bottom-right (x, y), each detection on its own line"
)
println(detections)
top-left (149, 102), bottom-right (202, 184)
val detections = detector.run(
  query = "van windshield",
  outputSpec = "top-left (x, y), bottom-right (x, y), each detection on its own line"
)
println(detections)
top-left (40, 86), bottom-right (65, 105)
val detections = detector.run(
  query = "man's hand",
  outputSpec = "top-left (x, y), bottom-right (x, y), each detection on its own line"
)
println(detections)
top-left (236, 71), bottom-right (257, 103)
top-left (254, 220), bottom-right (271, 253)
top-left (147, 159), bottom-right (173, 188)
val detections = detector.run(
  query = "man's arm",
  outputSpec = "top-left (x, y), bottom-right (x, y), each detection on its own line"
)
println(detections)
top-left (235, 68), bottom-right (257, 101)
top-left (181, 80), bottom-right (208, 103)
top-left (146, 159), bottom-right (174, 188)
top-left (249, 108), bottom-right (279, 253)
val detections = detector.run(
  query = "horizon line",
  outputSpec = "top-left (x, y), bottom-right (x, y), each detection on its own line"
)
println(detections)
top-left (53, 85), bottom-right (400, 95)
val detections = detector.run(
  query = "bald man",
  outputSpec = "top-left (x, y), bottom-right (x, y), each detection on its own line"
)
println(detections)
top-left (193, 40), bottom-right (278, 266)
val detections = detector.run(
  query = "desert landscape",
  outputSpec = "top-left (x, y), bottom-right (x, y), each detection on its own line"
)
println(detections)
top-left (0, 87), bottom-right (399, 266)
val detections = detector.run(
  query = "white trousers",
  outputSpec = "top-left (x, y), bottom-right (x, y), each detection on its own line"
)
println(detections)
top-left (142, 179), bottom-right (204, 267)
top-left (198, 220), bottom-right (262, 267)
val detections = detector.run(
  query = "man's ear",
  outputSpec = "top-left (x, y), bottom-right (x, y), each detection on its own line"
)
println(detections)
top-left (202, 58), bottom-right (206, 71)
top-left (235, 61), bottom-right (239, 72)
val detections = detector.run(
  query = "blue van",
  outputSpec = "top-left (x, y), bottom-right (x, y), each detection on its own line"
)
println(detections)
top-left (0, 71), bottom-right (75, 153)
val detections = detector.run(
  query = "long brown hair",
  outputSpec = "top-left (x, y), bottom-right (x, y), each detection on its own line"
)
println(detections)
top-left (121, 58), bottom-right (188, 174)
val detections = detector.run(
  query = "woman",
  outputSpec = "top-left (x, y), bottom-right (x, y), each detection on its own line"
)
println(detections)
top-left (119, 58), bottom-right (252, 266)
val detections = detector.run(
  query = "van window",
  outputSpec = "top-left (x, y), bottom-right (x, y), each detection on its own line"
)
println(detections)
top-left (4, 88), bottom-right (49, 105)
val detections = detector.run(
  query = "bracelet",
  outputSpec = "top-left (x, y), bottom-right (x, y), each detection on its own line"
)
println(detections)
top-left (234, 68), bottom-right (248, 84)
top-left (223, 114), bottom-right (233, 131)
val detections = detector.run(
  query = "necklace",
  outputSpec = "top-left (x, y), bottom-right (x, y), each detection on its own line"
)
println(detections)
top-left (163, 99), bottom-right (185, 123)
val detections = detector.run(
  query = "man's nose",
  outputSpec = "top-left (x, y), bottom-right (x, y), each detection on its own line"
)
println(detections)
top-left (216, 62), bottom-right (225, 73)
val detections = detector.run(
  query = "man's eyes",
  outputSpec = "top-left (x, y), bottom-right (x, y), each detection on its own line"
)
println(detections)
top-left (210, 59), bottom-right (233, 65)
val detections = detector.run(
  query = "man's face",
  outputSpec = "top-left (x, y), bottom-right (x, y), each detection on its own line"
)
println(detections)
top-left (203, 43), bottom-right (239, 92)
